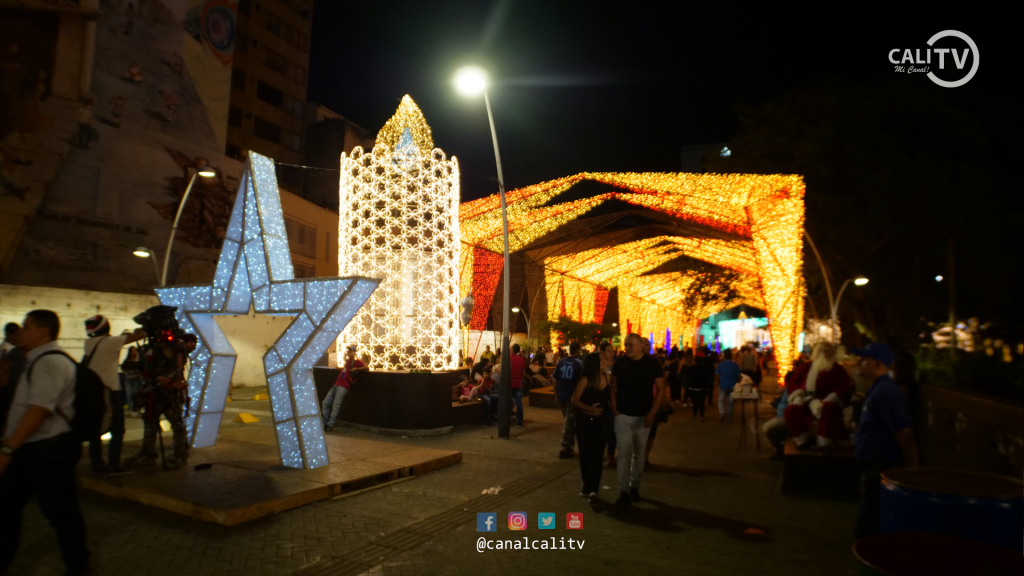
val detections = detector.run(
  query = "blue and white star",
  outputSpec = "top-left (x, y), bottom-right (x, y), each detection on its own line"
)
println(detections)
top-left (156, 152), bottom-right (379, 469)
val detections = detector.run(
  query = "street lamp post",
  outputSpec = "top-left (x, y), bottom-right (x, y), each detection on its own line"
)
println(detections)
top-left (455, 66), bottom-right (513, 439)
top-left (133, 247), bottom-right (161, 285)
top-left (831, 276), bottom-right (868, 343)
top-left (804, 230), bottom-right (868, 345)
top-left (161, 165), bottom-right (216, 286)
top-left (511, 306), bottom-right (531, 349)
top-left (803, 230), bottom-right (837, 341)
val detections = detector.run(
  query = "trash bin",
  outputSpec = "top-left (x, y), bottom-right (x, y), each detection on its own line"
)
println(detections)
top-left (854, 533), bottom-right (1023, 576)
top-left (880, 468), bottom-right (1023, 552)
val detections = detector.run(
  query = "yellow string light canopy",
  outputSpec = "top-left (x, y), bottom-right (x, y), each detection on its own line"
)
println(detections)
top-left (459, 172), bottom-right (805, 380)
top-left (337, 96), bottom-right (461, 371)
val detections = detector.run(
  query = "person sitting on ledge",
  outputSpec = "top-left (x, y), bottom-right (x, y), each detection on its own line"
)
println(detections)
top-left (491, 352), bottom-right (502, 381)
top-left (478, 368), bottom-right (498, 424)
top-left (471, 358), bottom-right (491, 382)
top-left (784, 341), bottom-right (853, 452)
top-left (459, 378), bottom-right (480, 403)
top-left (453, 374), bottom-right (470, 401)
top-left (526, 356), bottom-right (551, 391)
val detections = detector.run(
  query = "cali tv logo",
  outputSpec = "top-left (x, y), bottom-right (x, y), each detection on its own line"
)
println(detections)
top-left (889, 30), bottom-right (979, 88)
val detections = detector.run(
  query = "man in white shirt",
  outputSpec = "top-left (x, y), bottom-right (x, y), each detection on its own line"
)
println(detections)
top-left (82, 315), bottom-right (145, 474)
top-left (0, 310), bottom-right (90, 575)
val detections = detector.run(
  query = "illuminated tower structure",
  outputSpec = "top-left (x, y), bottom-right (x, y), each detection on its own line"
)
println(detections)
top-left (336, 96), bottom-right (461, 370)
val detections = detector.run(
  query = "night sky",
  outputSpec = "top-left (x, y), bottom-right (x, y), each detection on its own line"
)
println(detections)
top-left (307, 2), bottom-right (1017, 201)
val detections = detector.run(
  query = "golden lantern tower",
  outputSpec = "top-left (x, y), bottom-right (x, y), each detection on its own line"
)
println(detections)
top-left (336, 96), bottom-right (461, 370)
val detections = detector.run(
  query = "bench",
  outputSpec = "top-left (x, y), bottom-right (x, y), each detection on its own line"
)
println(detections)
top-left (781, 438), bottom-right (860, 501)
top-left (527, 386), bottom-right (559, 409)
top-left (451, 400), bottom-right (485, 426)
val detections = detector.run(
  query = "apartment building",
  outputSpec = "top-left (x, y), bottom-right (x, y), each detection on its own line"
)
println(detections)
top-left (227, 0), bottom-right (313, 192)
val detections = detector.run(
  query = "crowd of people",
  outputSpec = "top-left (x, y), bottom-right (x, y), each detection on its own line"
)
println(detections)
top-left (458, 334), bottom-right (917, 538)
top-left (0, 308), bottom-right (919, 573)
top-left (455, 337), bottom-right (779, 507)
top-left (0, 306), bottom-right (196, 574)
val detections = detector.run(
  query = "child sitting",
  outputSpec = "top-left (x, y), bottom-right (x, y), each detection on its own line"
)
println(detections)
top-left (459, 373), bottom-right (482, 403)
top-left (477, 369), bottom-right (495, 396)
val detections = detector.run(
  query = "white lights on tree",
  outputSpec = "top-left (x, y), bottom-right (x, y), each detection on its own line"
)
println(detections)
top-left (337, 95), bottom-right (461, 371)
top-left (156, 152), bottom-right (379, 469)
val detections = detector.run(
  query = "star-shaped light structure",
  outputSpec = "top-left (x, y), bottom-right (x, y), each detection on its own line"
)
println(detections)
top-left (156, 152), bottom-right (379, 469)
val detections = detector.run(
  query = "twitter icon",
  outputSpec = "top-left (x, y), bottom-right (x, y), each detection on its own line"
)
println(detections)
top-left (538, 512), bottom-right (556, 529)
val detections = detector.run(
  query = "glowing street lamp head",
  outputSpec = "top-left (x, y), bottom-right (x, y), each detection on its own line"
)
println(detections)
top-left (133, 247), bottom-right (152, 258)
top-left (454, 66), bottom-right (488, 96)
top-left (854, 276), bottom-right (869, 286)
top-left (197, 168), bottom-right (217, 178)
top-left (511, 307), bottom-right (521, 313)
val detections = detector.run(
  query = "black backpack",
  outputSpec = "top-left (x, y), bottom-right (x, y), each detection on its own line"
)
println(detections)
top-left (28, 347), bottom-right (110, 441)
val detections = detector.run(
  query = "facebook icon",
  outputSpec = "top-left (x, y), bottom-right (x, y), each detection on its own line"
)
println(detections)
top-left (477, 512), bottom-right (497, 532)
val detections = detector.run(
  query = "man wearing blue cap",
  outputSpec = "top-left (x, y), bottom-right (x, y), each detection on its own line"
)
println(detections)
top-left (851, 342), bottom-right (918, 539)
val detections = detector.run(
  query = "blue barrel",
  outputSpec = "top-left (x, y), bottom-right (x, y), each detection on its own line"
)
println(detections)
top-left (880, 468), bottom-right (1023, 552)
top-left (854, 533), bottom-right (1023, 576)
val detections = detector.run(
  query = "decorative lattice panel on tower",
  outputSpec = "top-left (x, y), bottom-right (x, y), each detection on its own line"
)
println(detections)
top-left (337, 96), bottom-right (461, 370)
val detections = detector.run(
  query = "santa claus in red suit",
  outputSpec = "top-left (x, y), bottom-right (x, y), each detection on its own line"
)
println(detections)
top-left (783, 341), bottom-right (853, 450)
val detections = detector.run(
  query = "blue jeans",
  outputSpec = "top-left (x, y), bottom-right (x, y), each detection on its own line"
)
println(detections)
top-left (89, 390), bottom-right (125, 468)
top-left (513, 387), bottom-right (523, 426)
top-left (718, 388), bottom-right (734, 421)
top-left (321, 386), bottom-right (348, 428)
top-left (480, 393), bottom-right (498, 422)
top-left (614, 414), bottom-right (652, 492)
top-left (123, 375), bottom-right (142, 412)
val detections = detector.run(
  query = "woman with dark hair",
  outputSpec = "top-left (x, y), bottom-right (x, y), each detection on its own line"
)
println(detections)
top-left (121, 346), bottom-right (142, 416)
top-left (470, 358), bottom-right (491, 382)
top-left (685, 349), bottom-right (711, 420)
top-left (665, 351), bottom-right (682, 402)
top-left (599, 341), bottom-right (618, 467)
top-left (678, 348), bottom-right (695, 407)
top-left (571, 352), bottom-right (610, 502)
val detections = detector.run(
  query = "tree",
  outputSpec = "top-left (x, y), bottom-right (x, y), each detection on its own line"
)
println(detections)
top-left (705, 75), bottom-right (1022, 349)
top-left (538, 316), bottom-right (617, 347)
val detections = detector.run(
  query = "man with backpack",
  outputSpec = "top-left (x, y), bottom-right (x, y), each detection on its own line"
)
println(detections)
top-left (83, 315), bottom-right (146, 474)
top-left (0, 310), bottom-right (91, 575)
top-left (553, 342), bottom-right (584, 459)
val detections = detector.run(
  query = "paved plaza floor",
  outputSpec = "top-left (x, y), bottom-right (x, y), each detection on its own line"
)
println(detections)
top-left (9, 383), bottom-right (861, 576)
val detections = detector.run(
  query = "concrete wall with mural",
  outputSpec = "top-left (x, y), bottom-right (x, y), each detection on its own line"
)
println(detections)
top-left (1, 0), bottom-right (241, 293)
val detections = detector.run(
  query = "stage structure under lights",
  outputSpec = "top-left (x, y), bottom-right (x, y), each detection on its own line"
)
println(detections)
top-left (459, 172), bottom-right (805, 381)
top-left (336, 96), bottom-right (461, 370)
top-left (156, 152), bottom-right (380, 469)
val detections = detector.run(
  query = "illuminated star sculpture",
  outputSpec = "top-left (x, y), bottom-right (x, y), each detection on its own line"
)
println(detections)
top-left (156, 152), bottom-right (379, 469)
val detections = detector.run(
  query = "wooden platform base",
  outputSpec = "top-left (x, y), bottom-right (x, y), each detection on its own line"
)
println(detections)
top-left (781, 438), bottom-right (859, 501)
top-left (527, 386), bottom-right (559, 409)
top-left (79, 426), bottom-right (461, 526)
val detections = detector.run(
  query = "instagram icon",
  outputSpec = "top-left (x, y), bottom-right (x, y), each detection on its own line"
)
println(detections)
top-left (508, 512), bottom-right (528, 530)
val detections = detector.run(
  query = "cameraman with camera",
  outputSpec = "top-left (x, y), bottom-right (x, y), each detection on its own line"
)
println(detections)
top-left (123, 306), bottom-right (195, 470)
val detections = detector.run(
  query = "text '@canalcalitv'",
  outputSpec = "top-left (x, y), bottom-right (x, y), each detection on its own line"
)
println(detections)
top-left (476, 537), bottom-right (585, 553)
